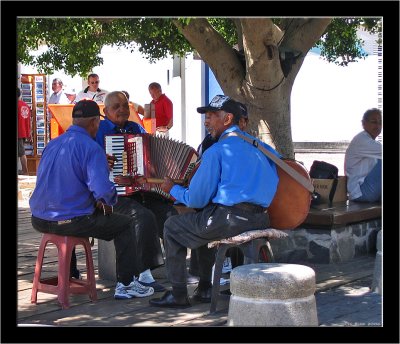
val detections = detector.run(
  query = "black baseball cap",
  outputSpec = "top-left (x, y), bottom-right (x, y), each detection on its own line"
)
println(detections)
top-left (197, 95), bottom-right (248, 119)
top-left (72, 100), bottom-right (101, 118)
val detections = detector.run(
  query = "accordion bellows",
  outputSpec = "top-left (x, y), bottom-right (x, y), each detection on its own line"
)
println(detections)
top-left (105, 134), bottom-right (198, 198)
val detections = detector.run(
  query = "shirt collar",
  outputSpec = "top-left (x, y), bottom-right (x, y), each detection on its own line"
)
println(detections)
top-left (103, 117), bottom-right (135, 132)
top-left (219, 125), bottom-right (240, 141)
top-left (67, 125), bottom-right (92, 137)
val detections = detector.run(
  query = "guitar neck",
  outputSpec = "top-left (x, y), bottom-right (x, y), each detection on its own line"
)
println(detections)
top-left (145, 177), bottom-right (185, 185)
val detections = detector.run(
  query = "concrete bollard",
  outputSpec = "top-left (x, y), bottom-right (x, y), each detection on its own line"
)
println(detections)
top-left (371, 230), bottom-right (382, 294)
top-left (228, 263), bottom-right (318, 326)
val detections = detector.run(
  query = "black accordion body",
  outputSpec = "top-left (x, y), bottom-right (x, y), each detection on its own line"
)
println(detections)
top-left (105, 134), bottom-right (198, 198)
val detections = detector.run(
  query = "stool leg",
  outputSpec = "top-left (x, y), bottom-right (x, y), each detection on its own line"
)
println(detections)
top-left (57, 239), bottom-right (73, 309)
top-left (242, 238), bottom-right (264, 264)
top-left (83, 240), bottom-right (97, 302)
top-left (31, 236), bottom-right (49, 304)
top-left (261, 240), bottom-right (275, 263)
top-left (210, 244), bottom-right (231, 314)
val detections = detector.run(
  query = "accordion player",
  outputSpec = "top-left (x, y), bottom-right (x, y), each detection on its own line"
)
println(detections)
top-left (105, 133), bottom-right (198, 199)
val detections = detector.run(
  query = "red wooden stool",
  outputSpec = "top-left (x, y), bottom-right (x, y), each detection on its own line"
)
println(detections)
top-left (31, 233), bottom-right (97, 309)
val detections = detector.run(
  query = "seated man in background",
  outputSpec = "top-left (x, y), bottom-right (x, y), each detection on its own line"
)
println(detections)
top-left (29, 100), bottom-right (154, 300)
top-left (149, 95), bottom-right (280, 308)
top-left (121, 90), bottom-right (145, 116)
top-left (345, 108), bottom-right (382, 203)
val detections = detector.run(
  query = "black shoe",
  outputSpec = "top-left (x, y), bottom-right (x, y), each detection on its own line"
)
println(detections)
top-left (220, 289), bottom-right (231, 296)
top-left (192, 286), bottom-right (212, 303)
top-left (70, 269), bottom-right (81, 279)
top-left (149, 291), bottom-right (191, 309)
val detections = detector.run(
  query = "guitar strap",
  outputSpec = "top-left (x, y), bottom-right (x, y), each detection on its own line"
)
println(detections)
top-left (223, 132), bottom-right (314, 193)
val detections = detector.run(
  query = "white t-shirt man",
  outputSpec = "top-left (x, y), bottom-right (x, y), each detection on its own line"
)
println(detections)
top-left (345, 130), bottom-right (382, 200)
top-left (75, 88), bottom-right (108, 104)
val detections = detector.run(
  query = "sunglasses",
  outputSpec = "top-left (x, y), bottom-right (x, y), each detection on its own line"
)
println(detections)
top-left (90, 81), bottom-right (100, 84)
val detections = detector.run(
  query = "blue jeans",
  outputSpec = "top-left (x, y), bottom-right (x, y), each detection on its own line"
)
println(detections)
top-left (354, 159), bottom-right (382, 203)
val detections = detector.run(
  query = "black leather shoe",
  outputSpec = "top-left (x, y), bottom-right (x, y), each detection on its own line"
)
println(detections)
top-left (220, 289), bottom-right (231, 296)
top-left (192, 286), bottom-right (212, 303)
top-left (149, 291), bottom-right (191, 308)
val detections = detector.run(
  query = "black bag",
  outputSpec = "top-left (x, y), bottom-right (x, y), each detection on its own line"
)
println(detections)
top-left (309, 160), bottom-right (338, 179)
top-left (309, 161), bottom-right (339, 205)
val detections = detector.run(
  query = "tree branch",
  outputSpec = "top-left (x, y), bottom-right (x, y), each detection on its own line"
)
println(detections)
top-left (280, 18), bottom-right (332, 53)
top-left (173, 18), bottom-right (244, 96)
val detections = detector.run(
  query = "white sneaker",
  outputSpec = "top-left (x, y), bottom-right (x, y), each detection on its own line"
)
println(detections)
top-left (222, 257), bottom-right (232, 274)
top-left (114, 279), bottom-right (154, 299)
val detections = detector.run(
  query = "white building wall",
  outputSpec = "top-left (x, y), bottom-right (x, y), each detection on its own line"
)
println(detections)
top-left (291, 52), bottom-right (379, 142)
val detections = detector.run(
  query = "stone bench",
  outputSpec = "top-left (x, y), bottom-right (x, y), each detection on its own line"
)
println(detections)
top-left (268, 201), bottom-right (382, 264)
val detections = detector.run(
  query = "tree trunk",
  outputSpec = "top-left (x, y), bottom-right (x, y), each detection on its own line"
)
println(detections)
top-left (245, 87), bottom-right (295, 159)
top-left (175, 18), bottom-right (332, 159)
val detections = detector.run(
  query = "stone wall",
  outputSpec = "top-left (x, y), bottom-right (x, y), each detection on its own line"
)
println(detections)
top-left (269, 219), bottom-right (381, 264)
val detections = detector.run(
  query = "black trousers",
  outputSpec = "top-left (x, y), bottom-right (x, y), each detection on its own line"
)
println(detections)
top-left (66, 195), bottom-right (166, 277)
top-left (32, 210), bottom-right (138, 285)
top-left (113, 196), bottom-right (164, 272)
top-left (163, 204), bottom-right (269, 292)
top-left (138, 193), bottom-right (178, 239)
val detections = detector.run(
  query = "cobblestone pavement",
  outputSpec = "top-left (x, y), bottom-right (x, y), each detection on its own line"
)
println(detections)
top-left (316, 276), bottom-right (382, 327)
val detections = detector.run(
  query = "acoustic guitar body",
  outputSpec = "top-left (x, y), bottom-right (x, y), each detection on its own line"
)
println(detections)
top-left (268, 159), bottom-right (312, 230)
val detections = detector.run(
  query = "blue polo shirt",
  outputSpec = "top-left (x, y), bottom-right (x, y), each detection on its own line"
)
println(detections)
top-left (171, 125), bottom-right (280, 208)
top-left (95, 117), bottom-right (146, 149)
top-left (29, 125), bottom-right (117, 221)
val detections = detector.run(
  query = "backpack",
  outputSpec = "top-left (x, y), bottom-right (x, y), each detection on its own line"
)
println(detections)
top-left (309, 160), bottom-right (339, 206)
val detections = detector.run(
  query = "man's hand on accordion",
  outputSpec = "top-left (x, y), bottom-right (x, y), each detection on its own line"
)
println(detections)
top-left (106, 153), bottom-right (118, 171)
top-left (160, 176), bottom-right (175, 194)
top-left (114, 174), bottom-right (133, 186)
top-left (95, 200), bottom-right (113, 215)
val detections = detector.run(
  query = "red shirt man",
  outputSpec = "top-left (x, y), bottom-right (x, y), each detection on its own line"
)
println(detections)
top-left (17, 87), bottom-right (32, 174)
top-left (148, 82), bottom-right (173, 132)
top-left (18, 99), bottom-right (31, 139)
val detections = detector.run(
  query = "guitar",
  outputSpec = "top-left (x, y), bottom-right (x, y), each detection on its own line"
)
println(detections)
top-left (267, 159), bottom-right (312, 229)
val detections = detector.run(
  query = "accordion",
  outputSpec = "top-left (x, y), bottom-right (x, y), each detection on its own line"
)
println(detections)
top-left (105, 133), bottom-right (198, 198)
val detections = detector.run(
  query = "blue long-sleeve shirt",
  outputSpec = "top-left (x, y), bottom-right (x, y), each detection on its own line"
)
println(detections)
top-left (170, 126), bottom-right (281, 208)
top-left (95, 117), bottom-right (146, 149)
top-left (29, 125), bottom-right (117, 221)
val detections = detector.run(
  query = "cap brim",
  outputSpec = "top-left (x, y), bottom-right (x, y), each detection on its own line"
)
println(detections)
top-left (196, 106), bottom-right (219, 114)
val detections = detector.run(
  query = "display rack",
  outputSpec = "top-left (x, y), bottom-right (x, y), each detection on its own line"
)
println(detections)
top-left (20, 74), bottom-right (48, 175)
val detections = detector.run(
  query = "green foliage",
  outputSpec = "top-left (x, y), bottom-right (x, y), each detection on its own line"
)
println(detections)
top-left (316, 18), bottom-right (382, 66)
top-left (123, 18), bottom-right (194, 61)
top-left (17, 17), bottom-right (381, 76)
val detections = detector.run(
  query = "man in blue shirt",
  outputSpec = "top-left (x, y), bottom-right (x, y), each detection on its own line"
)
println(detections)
top-left (95, 91), bottom-right (146, 149)
top-left (30, 100), bottom-right (154, 300)
top-left (188, 104), bottom-right (250, 285)
top-left (95, 91), bottom-right (175, 292)
top-left (149, 95), bottom-right (280, 308)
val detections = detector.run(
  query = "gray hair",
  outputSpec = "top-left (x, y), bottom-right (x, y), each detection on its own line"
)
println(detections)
top-left (362, 108), bottom-right (381, 121)
top-left (52, 78), bottom-right (63, 86)
top-left (104, 91), bottom-right (126, 107)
